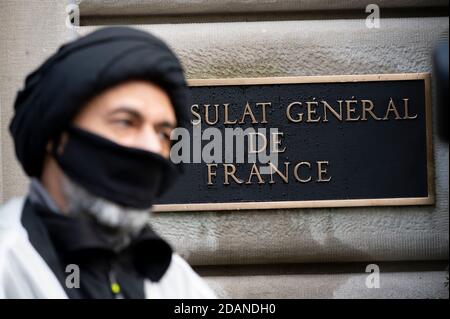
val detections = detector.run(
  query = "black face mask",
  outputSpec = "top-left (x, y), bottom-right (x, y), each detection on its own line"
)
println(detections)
top-left (52, 125), bottom-right (179, 209)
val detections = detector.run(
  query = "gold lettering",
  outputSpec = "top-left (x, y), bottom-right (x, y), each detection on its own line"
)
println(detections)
top-left (207, 163), bottom-right (217, 185)
top-left (269, 162), bottom-right (289, 184)
top-left (205, 104), bottom-right (219, 125)
top-left (224, 103), bottom-right (237, 124)
top-left (402, 98), bottom-right (417, 120)
top-left (361, 99), bottom-right (382, 121)
top-left (256, 102), bottom-right (271, 124)
top-left (346, 100), bottom-right (360, 121)
top-left (322, 100), bottom-right (343, 122)
top-left (191, 104), bottom-right (201, 125)
top-left (317, 161), bottom-right (331, 182)
top-left (286, 102), bottom-right (303, 123)
top-left (271, 132), bottom-right (286, 153)
top-left (239, 102), bottom-right (258, 124)
top-left (384, 98), bottom-right (402, 120)
top-left (306, 101), bottom-right (321, 122)
top-left (224, 164), bottom-right (243, 185)
top-left (246, 163), bottom-right (265, 184)
top-left (294, 162), bottom-right (312, 183)
top-left (248, 132), bottom-right (267, 154)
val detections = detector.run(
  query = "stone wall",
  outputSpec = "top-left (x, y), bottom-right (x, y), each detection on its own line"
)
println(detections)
top-left (1, 0), bottom-right (448, 298)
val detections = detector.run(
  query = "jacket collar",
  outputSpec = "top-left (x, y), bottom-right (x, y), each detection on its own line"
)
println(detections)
top-left (24, 180), bottom-right (172, 282)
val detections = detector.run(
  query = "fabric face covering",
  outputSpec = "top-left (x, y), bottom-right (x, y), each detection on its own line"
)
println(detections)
top-left (53, 125), bottom-right (178, 209)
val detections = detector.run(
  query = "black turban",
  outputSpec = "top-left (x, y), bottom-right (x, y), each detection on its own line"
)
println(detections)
top-left (10, 27), bottom-right (189, 178)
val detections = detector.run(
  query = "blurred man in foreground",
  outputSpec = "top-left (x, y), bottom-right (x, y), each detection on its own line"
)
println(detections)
top-left (0, 27), bottom-right (216, 299)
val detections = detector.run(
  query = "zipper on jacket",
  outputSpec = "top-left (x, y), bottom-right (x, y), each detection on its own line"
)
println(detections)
top-left (108, 266), bottom-right (124, 299)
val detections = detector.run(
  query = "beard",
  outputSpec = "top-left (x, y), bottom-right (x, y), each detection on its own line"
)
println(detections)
top-left (60, 173), bottom-right (152, 235)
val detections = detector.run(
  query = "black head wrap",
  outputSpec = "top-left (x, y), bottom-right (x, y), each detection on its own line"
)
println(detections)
top-left (10, 26), bottom-right (189, 178)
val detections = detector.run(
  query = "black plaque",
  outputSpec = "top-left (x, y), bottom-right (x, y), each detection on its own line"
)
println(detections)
top-left (155, 74), bottom-right (434, 211)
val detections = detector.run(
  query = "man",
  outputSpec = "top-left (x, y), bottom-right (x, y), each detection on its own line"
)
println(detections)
top-left (0, 27), bottom-right (216, 299)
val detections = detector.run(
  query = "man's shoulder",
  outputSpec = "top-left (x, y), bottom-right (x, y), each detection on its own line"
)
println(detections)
top-left (0, 197), bottom-right (27, 249)
top-left (0, 197), bottom-right (31, 275)
top-left (144, 253), bottom-right (217, 299)
top-left (0, 197), bottom-right (26, 230)
top-left (0, 197), bottom-right (28, 262)
top-left (0, 197), bottom-right (67, 298)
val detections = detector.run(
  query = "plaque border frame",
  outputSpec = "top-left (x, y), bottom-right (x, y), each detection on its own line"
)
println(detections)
top-left (154, 73), bottom-right (435, 212)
